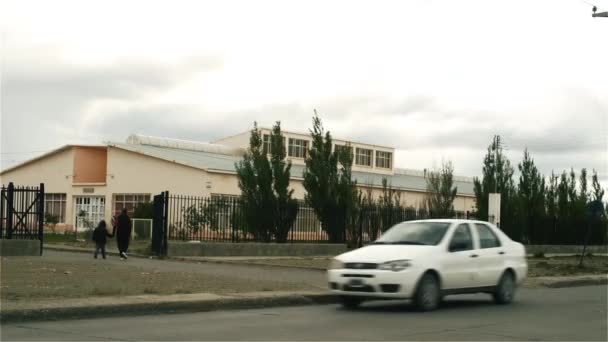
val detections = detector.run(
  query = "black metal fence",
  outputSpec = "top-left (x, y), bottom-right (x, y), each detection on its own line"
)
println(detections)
top-left (163, 193), bottom-right (470, 243)
top-left (0, 182), bottom-right (45, 254)
top-left (166, 195), bottom-right (326, 242)
top-left (159, 192), bottom-right (607, 246)
top-left (355, 206), bottom-right (470, 245)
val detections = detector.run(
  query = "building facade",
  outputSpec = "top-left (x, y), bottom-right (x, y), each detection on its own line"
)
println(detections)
top-left (0, 130), bottom-right (476, 231)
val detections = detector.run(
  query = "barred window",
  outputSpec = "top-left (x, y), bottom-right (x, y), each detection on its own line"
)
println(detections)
top-left (45, 193), bottom-right (66, 223)
top-left (375, 151), bottom-right (392, 169)
top-left (113, 193), bottom-right (150, 216)
top-left (288, 138), bottom-right (308, 158)
top-left (355, 148), bottom-right (373, 166)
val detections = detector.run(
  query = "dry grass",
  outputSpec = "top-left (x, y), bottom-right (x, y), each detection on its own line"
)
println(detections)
top-left (235, 256), bottom-right (608, 276)
top-left (0, 256), bottom-right (314, 302)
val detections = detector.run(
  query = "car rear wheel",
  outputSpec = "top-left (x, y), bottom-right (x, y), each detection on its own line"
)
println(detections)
top-left (340, 296), bottom-right (363, 309)
top-left (414, 273), bottom-right (440, 311)
top-left (493, 271), bottom-right (515, 304)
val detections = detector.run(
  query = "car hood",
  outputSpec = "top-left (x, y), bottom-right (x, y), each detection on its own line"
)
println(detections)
top-left (337, 244), bottom-right (438, 263)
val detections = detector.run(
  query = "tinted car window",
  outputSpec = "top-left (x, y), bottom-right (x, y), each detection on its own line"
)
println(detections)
top-left (475, 223), bottom-right (501, 248)
top-left (374, 222), bottom-right (450, 245)
top-left (449, 224), bottom-right (473, 252)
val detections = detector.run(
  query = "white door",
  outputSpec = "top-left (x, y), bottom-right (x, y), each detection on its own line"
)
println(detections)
top-left (74, 196), bottom-right (106, 230)
top-left (441, 223), bottom-right (479, 289)
top-left (473, 223), bottom-right (506, 286)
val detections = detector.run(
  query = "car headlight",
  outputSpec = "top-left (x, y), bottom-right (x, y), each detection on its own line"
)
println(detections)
top-left (378, 259), bottom-right (412, 272)
top-left (328, 258), bottom-right (344, 270)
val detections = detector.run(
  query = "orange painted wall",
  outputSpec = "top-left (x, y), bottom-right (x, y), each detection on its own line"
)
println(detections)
top-left (73, 147), bottom-right (107, 183)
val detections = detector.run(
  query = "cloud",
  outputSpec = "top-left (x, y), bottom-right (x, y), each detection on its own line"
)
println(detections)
top-left (1, 0), bottom-right (606, 191)
top-left (1, 48), bottom-right (223, 166)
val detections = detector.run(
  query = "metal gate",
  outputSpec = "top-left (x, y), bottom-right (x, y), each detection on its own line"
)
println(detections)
top-left (0, 182), bottom-right (45, 255)
top-left (152, 191), bottom-right (168, 256)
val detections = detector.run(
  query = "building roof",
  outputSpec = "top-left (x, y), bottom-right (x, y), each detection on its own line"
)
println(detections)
top-left (0, 144), bottom-right (105, 175)
top-left (110, 142), bottom-right (475, 196)
top-left (212, 127), bottom-right (396, 150)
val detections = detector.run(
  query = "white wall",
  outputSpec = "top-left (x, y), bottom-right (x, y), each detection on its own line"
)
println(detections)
top-left (105, 146), bottom-right (211, 220)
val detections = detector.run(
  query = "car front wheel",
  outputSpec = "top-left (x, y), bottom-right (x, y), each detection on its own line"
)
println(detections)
top-left (493, 271), bottom-right (516, 304)
top-left (414, 273), bottom-right (440, 311)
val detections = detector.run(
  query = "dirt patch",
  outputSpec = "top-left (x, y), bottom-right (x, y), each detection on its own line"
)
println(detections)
top-left (0, 256), bottom-right (315, 302)
top-left (45, 239), bottom-right (152, 255)
top-left (235, 258), bottom-right (330, 270)
top-left (527, 256), bottom-right (608, 277)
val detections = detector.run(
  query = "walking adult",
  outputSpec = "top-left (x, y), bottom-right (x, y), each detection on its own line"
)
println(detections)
top-left (116, 208), bottom-right (132, 260)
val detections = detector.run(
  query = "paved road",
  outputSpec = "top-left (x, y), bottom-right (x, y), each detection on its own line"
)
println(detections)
top-left (39, 250), bottom-right (327, 288)
top-left (3, 285), bottom-right (606, 341)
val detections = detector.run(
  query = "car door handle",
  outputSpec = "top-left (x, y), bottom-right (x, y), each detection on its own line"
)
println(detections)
top-left (498, 251), bottom-right (505, 255)
top-left (470, 254), bottom-right (479, 258)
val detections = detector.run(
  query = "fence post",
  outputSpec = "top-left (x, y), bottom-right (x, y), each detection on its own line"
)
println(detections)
top-left (38, 183), bottom-right (45, 255)
top-left (6, 182), bottom-right (14, 239)
top-left (1, 186), bottom-right (4, 239)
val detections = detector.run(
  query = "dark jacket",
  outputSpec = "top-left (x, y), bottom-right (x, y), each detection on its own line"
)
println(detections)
top-left (116, 213), bottom-right (132, 242)
top-left (92, 226), bottom-right (114, 244)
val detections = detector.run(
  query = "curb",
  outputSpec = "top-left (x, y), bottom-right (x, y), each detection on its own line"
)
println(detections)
top-left (0, 293), bottom-right (337, 323)
top-left (541, 277), bottom-right (608, 288)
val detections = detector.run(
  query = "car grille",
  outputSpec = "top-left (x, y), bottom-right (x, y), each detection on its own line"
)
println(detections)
top-left (343, 284), bottom-right (376, 292)
top-left (344, 262), bottom-right (378, 270)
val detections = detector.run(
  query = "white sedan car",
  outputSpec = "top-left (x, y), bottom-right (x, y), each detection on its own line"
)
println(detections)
top-left (327, 219), bottom-right (527, 311)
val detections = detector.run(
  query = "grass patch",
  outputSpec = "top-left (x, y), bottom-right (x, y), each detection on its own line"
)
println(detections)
top-left (232, 255), bottom-right (608, 277)
top-left (90, 287), bottom-right (125, 296)
top-left (1, 255), bottom-right (315, 302)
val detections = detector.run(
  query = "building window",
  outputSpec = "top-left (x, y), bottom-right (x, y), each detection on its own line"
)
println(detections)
top-left (375, 151), bottom-right (392, 169)
top-left (210, 194), bottom-right (241, 201)
top-left (75, 196), bottom-right (105, 229)
top-left (263, 134), bottom-right (285, 154)
top-left (355, 148), bottom-right (373, 167)
top-left (288, 138), bottom-right (308, 158)
top-left (263, 134), bottom-right (271, 153)
top-left (45, 193), bottom-right (66, 223)
top-left (334, 144), bottom-right (353, 157)
top-left (113, 193), bottom-right (151, 216)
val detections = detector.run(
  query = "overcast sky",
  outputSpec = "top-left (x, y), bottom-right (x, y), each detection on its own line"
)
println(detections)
top-left (1, 0), bottom-right (607, 188)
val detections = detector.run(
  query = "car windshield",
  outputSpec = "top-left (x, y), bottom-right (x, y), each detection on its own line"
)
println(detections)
top-left (373, 222), bottom-right (450, 246)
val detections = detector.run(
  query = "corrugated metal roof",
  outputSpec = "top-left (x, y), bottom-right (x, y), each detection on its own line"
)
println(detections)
top-left (110, 142), bottom-right (475, 196)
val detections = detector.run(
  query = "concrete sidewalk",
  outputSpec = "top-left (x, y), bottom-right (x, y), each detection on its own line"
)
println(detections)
top-left (0, 291), bottom-right (335, 323)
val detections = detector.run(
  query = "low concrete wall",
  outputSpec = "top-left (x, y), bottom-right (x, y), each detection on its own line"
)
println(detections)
top-left (168, 242), bottom-right (348, 257)
top-left (0, 239), bottom-right (40, 256)
top-left (525, 245), bottom-right (608, 255)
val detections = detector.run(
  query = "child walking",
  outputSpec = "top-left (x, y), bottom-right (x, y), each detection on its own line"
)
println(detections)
top-left (92, 220), bottom-right (114, 259)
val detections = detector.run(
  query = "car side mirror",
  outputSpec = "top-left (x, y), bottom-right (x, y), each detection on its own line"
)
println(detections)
top-left (449, 240), bottom-right (468, 252)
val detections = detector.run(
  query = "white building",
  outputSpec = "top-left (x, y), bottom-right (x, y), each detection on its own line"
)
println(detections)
top-left (0, 129), bottom-right (476, 231)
